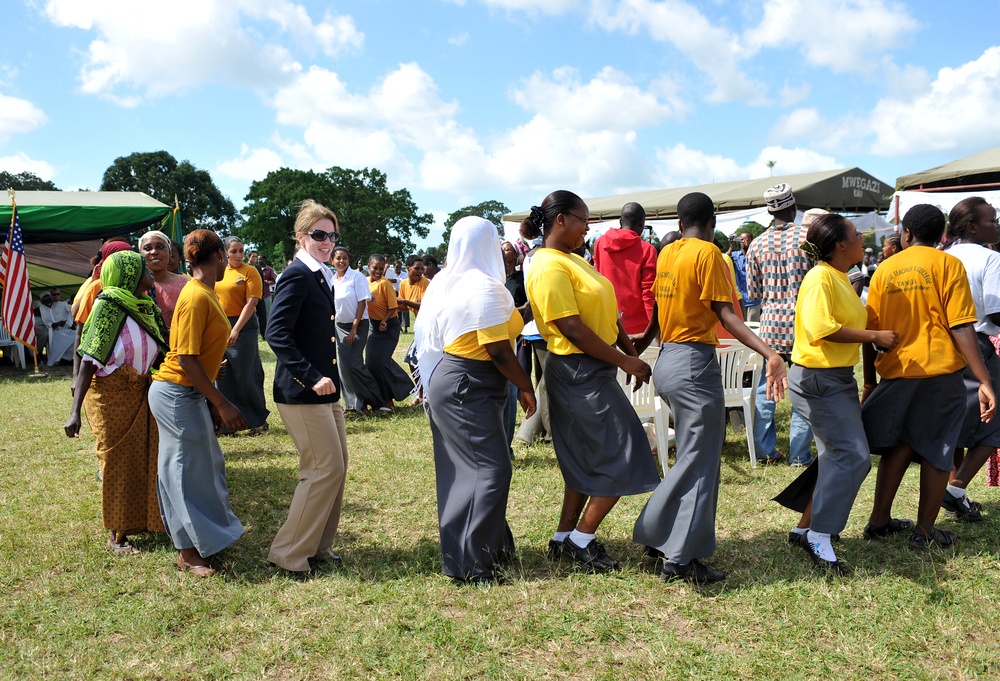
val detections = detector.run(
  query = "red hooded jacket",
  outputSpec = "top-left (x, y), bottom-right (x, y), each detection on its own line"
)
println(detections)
top-left (593, 227), bottom-right (657, 335)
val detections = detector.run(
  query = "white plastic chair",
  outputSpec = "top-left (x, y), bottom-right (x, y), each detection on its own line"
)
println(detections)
top-left (716, 342), bottom-right (762, 468)
top-left (617, 346), bottom-right (675, 474)
top-left (0, 319), bottom-right (25, 369)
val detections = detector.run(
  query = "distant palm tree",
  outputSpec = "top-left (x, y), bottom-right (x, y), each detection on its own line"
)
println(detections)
top-left (767, 160), bottom-right (777, 176)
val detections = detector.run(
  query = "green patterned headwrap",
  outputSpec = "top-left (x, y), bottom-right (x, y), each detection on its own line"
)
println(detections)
top-left (77, 251), bottom-right (169, 366)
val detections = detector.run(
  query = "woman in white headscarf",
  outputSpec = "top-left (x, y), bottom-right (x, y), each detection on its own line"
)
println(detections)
top-left (416, 216), bottom-right (536, 584)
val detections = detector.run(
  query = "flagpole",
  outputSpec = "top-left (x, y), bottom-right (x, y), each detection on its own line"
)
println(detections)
top-left (4, 188), bottom-right (46, 377)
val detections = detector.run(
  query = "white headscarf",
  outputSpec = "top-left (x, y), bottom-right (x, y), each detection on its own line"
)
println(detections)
top-left (415, 216), bottom-right (515, 391)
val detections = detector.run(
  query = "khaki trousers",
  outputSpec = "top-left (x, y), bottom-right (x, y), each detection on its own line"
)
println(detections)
top-left (268, 402), bottom-right (348, 572)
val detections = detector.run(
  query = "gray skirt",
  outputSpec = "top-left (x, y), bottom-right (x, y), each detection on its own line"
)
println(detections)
top-left (957, 335), bottom-right (1000, 448)
top-left (335, 320), bottom-right (384, 411)
top-left (365, 316), bottom-right (415, 403)
top-left (787, 365), bottom-right (871, 535)
top-left (427, 354), bottom-right (514, 580)
top-left (632, 342), bottom-right (724, 563)
top-left (861, 369), bottom-right (965, 471)
top-left (217, 314), bottom-right (270, 431)
top-left (544, 353), bottom-right (659, 497)
top-left (149, 380), bottom-right (244, 556)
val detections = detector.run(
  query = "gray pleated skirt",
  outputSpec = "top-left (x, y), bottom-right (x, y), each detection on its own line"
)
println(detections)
top-left (787, 365), bottom-right (871, 535)
top-left (217, 314), bottom-right (270, 431)
top-left (633, 342), bottom-right (724, 564)
top-left (149, 380), bottom-right (244, 556)
top-left (861, 369), bottom-right (965, 471)
top-left (427, 354), bottom-right (514, 581)
top-left (336, 320), bottom-right (384, 411)
top-left (957, 335), bottom-right (1000, 448)
top-left (544, 353), bottom-right (659, 497)
top-left (365, 316), bottom-right (415, 403)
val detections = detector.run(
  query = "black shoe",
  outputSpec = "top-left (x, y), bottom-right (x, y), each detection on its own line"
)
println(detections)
top-left (547, 539), bottom-right (564, 561)
top-left (660, 559), bottom-right (726, 584)
top-left (941, 490), bottom-right (983, 522)
top-left (309, 553), bottom-right (342, 565)
top-left (795, 533), bottom-right (852, 576)
top-left (908, 528), bottom-right (958, 549)
top-left (562, 537), bottom-right (621, 573)
top-left (269, 561), bottom-right (314, 580)
top-left (863, 518), bottom-right (914, 540)
top-left (787, 530), bottom-right (840, 544)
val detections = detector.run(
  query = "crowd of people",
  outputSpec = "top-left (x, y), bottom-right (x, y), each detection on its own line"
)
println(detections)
top-left (51, 183), bottom-right (1000, 584)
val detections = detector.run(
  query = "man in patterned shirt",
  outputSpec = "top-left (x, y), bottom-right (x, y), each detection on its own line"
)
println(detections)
top-left (746, 184), bottom-right (816, 466)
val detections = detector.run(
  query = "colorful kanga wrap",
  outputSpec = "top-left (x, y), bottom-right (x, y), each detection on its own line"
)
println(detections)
top-left (78, 251), bottom-right (168, 365)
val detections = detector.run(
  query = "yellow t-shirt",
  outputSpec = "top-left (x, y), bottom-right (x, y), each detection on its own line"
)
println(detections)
top-left (866, 245), bottom-right (978, 379)
top-left (444, 309), bottom-right (524, 361)
top-left (74, 278), bottom-right (103, 324)
top-left (791, 262), bottom-right (867, 369)
top-left (654, 238), bottom-right (733, 345)
top-left (526, 248), bottom-right (618, 356)
top-left (215, 263), bottom-right (262, 317)
top-left (398, 277), bottom-right (430, 317)
top-left (368, 277), bottom-right (398, 321)
top-left (154, 279), bottom-right (231, 386)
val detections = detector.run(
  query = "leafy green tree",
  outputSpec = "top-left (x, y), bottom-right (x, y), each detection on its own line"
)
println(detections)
top-left (0, 171), bottom-right (58, 191)
top-left (422, 244), bottom-right (447, 261)
top-left (100, 151), bottom-right (238, 233)
top-left (241, 166), bottom-right (432, 263)
top-left (441, 200), bottom-right (510, 247)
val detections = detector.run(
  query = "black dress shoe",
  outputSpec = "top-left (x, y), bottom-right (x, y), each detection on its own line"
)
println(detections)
top-left (269, 561), bottom-right (314, 580)
top-left (310, 553), bottom-right (342, 565)
top-left (562, 538), bottom-right (621, 573)
top-left (787, 531), bottom-right (840, 544)
top-left (547, 539), bottom-right (564, 561)
top-left (643, 545), bottom-right (664, 559)
top-left (795, 533), bottom-right (852, 576)
top-left (660, 559), bottom-right (726, 584)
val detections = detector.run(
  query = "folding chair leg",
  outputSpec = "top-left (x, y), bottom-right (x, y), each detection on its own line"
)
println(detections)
top-left (743, 400), bottom-right (756, 468)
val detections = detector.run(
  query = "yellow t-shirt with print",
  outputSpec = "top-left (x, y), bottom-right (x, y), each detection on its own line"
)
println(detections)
top-left (526, 249), bottom-right (618, 356)
top-left (791, 262), bottom-right (867, 369)
top-left (654, 238), bottom-right (734, 345)
top-left (154, 279), bottom-right (231, 386)
top-left (368, 277), bottom-right (398, 321)
top-left (215, 263), bottom-right (262, 317)
top-left (866, 245), bottom-right (977, 379)
top-left (398, 277), bottom-right (430, 317)
top-left (444, 309), bottom-right (524, 361)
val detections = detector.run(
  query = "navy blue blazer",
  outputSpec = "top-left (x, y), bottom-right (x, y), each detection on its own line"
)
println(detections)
top-left (264, 258), bottom-right (341, 405)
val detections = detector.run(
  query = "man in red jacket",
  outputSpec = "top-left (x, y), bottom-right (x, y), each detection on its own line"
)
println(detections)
top-left (593, 202), bottom-right (658, 334)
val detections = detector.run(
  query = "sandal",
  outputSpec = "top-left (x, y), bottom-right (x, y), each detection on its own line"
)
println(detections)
top-left (908, 528), bottom-right (958, 549)
top-left (108, 532), bottom-right (140, 556)
top-left (177, 554), bottom-right (216, 578)
top-left (863, 518), bottom-right (914, 540)
top-left (247, 424), bottom-right (269, 437)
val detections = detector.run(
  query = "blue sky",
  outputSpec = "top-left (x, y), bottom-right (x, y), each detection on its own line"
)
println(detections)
top-left (3, 1), bottom-right (1000, 248)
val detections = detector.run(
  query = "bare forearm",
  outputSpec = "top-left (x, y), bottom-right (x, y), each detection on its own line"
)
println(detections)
top-left (232, 298), bottom-right (259, 334)
top-left (716, 303), bottom-right (779, 361)
top-left (178, 355), bottom-right (230, 408)
top-left (553, 316), bottom-right (627, 368)
top-left (485, 342), bottom-right (533, 393)
top-left (952, 324), bottom-right (991, 385)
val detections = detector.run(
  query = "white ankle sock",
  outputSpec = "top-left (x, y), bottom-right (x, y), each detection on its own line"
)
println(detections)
top-left (947, 484), bottom-right (967, 499)
top-left (553, 531), bottom-right (570, 542)
top-left (568, 530), bottom-right (595, 548)
top-left (806, 530), bottom-right (837, 562)
top-left (791, 527), bottom-right (807, 535)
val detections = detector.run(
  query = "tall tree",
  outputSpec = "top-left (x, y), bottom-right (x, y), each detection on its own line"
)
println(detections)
top-left (441, 200), bottom-right (510, 246)
top-left (0, 171), bottom-right (58, 191)
top-left (100, 151), bottom-right (238, 233)
top-left (241, 166), bottom-right (432, 263)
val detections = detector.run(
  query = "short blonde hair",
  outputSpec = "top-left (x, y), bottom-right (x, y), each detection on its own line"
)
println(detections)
top-left (293, 199), bottom-right (339, 235)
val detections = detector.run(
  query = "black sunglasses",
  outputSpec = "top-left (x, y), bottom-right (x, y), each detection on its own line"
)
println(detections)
top-left (307, 229), bottom-right (339, 242)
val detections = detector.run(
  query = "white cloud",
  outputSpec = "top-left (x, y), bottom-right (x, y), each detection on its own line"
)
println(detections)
top-left (656, 143), bottom-right (838, 187)
top-left (0, 152), bottom-right (56, 179)
top-left (42, 0), bottom-right (363, 103)
top-left (588, 0), bottom-right (765, 104)
top-left (216, 144), bottom-right (284, 182)
top-left (478, 0), bottom-right (576, 12)
top-left (747, 0), bottom-right (918, 74)
top-left (510, 66), bottom-right (687, 130)
top-left (0, 93), bottom-right (47, 140)
top-left (447, 31), bottom-right (469, 46)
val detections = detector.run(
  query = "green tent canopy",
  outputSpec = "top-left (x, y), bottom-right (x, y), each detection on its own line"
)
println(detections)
top-left (504, 167), bottom-right (892, 222)
top-left (1, 191), bottom-right (170, 244)
top-left (896, 148), bottom-right (1000, 191)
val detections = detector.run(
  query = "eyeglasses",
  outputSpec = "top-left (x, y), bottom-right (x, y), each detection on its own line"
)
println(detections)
top-left (307, 229), bottom-right (339, 242)
top-left (564, 213), bottom-right (589, 225)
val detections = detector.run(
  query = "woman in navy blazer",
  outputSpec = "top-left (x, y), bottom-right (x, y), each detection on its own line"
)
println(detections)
top-left (264, 199), bottom-right (349, 576)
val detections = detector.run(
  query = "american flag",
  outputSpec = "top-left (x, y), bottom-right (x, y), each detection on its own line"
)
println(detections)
top-left (0, 205), bottom-right (36, 349)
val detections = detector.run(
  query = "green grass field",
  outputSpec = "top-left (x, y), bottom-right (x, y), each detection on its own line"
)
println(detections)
top-left (2, 336), bottom-right (999, 679)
